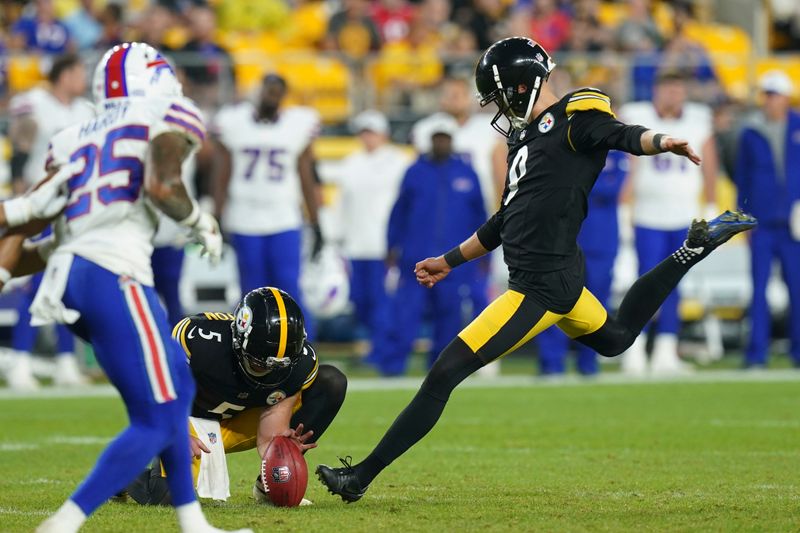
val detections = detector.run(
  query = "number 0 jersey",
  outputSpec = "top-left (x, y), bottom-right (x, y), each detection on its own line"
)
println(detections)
top-left (46, 96), bottom-right (206, 286)
top-left (172, 313), bottom-right (320, 420)
top-left (477, 88), bottom-right (650, 312)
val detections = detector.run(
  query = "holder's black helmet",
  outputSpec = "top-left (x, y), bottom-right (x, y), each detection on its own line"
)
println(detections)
top-left (231, 287), bottom-right (306, 388)
top-left (475, 37), bottom-right (556, 136)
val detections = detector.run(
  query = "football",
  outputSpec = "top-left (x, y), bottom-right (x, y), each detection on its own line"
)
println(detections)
top-left (261, 436), bottom-right (308, 507)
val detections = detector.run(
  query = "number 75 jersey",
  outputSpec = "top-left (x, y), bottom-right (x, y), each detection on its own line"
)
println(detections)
top-left (47, 96), bottom-right (206, 286)
top-left (212, 102), bottom-right (320, 236)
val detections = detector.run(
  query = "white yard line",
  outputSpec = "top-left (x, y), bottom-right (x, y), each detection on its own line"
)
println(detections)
top-left (0, 369), bottom-right (798, 400)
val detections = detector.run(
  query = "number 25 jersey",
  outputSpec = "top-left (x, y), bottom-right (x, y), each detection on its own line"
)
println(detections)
top-left (46, 96), bottom-right (206, 286)
top-left (212, 102), bottom-right (320, 236)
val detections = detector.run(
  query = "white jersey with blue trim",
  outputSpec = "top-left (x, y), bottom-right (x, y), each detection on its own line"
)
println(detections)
top-left (9, 87), bottom-right (94, 185)
top-left (620, 102), bottom-right (712, 230)
top-left (46, 95), bottom-right (206, 286)
top-left (213, 102), bottom-right (320, 235)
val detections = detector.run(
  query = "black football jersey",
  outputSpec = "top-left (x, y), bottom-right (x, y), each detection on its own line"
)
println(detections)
top-left (478, 88), bottom-right (648, 311)
top-left (171, 313), bottom-right (319, 420)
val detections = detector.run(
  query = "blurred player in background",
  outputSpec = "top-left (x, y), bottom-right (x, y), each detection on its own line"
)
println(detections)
top-left (365, 115), bottom-right (486, 376)
top-left (324, 110), bottom-right (409, 340)
top-left (151, 156), bottom-right (197, 328)
top-left (212, 74), bottom-right (322, 339)
top-left (125, 287), bottom-right (347, 505)
top-left (6, 52), bottom-right (93, 390)
top-left (316, 37), bottom-right (755, 502)
top-left (3, 43), bottom-right (247, 533)
top-left (619, 70), bottom-right (719, 375)
top-left (536, 150), bottom-right (628, 376)
top-left (735, 71), bottom-right (800, 369)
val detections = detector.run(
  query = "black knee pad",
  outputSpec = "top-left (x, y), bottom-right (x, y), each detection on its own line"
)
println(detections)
top-left (315, 364), bottom-right (348, 407)
top-left (126, 466), bottom-right (172, 506)
top-left (576, 319), bottom-right (637, 357)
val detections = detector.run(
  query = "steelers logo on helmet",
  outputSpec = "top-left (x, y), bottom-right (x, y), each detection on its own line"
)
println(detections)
top-left (235, 304), bottom-right (253, 334)
top-left (266, 390), bottom-right (287, 405)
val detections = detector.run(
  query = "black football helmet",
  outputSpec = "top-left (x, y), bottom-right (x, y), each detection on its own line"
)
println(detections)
top-left (231, 287), bottom-right (307, 389)
top-left (475, 37), bottom-right (556, 136)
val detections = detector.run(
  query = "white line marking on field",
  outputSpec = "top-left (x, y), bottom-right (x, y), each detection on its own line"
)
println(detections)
top-left (0, 369), bottom-right (798, 400)
top-left (0, 442), bottom-right (38, 451)
top-left (0, 507), bottom-right (50, 516)
top-left (709, 419), bottom-right (800, 428)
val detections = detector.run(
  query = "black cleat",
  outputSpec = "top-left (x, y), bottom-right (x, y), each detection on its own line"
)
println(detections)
top-left (687, 210), bottom-right (757, 249)
top-left (315, 456), bottom-right (367, 503)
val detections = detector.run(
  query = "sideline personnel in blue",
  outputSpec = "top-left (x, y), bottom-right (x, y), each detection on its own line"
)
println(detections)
top-left (735, 71), bottom-right (800, 368)
top-left (365, 115), bottom-right (487, 376)
top-left (536, 150), bottom-right (628, 375)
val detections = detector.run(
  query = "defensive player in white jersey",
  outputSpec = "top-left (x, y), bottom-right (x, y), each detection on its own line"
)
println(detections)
top-left (324, 110), bottom-right (410, 338)
top-left (213, 73), bottom-right (322, 337)
top-left (0, 43), bottom-right (248, 533)
top-left (7, 53), bottom-right (94, 390)
top-left (620, 70), bottom-right (719, 375)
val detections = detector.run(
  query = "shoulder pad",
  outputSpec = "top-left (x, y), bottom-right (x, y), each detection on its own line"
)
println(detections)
top-left (566, 88), bottom-right (615, 118)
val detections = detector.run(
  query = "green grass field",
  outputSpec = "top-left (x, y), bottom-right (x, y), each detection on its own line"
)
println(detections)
top-left (1, 374), bottom-right (799, 532)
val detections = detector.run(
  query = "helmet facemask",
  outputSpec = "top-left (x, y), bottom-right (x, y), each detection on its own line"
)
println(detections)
top-left (478, 63), bottom-right (553, 137)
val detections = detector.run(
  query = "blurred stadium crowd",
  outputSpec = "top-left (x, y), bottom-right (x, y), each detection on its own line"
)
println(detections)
top-left (0, 0), bottom-right (799, 386)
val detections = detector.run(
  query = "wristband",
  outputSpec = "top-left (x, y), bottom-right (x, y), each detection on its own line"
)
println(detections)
top-left (3, 197), bottom-right (31, 227)
top-left (0, 267), bottom-right (11, 285)
top-left (178, 199), bottom-right (200, 228)
top-left (653, 133), bottom-right (666, 152)
top-left (443, 245), bottom-right (467, 268)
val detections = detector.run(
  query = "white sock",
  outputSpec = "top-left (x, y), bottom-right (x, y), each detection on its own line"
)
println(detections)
top-left (176, 501), bottom-right (209, 532)
top-left (42, 500), bottom-right (86, 533)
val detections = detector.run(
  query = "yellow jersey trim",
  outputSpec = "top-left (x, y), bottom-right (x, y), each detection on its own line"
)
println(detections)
top-left (269, 288), bottom-right (288, 358)
top-left (301, 358), bottom-right (320, 391)
top-left (171, 317), bottom-right (192, 358)
top-left (566, 91), bottom-right (615, 118)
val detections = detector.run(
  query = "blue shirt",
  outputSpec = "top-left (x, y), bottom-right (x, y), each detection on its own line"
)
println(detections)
top-left (388, 154), bottom-right (486, 273)
top-left (578, 150), bottom-right (628, 255)
top-left (12, 16), bottom-right (71, 55)
top-left (735, 110), bottom-right (800, 227)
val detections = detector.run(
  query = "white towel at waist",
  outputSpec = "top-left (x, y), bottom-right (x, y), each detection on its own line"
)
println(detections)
top-left (190, 416), bottom-right (230, 501)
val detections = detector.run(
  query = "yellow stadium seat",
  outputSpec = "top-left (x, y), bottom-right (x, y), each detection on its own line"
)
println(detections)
top-left (755, 56), bottom-right (800, 101)
top-left (596, 3), bottom-right (628, 29)
top-left (273, 55), bottom-right (352, 123)
top-left (281, 2), bottom-right (328, 49)
top-left (683, 22), bottom-right (752, 100)
top-left (368, 42), bottom-right (443, 96)
top-left (8, 56), bottom-right (44, 93)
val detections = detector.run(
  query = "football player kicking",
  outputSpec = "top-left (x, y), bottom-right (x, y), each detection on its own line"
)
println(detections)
top-left (124, 287), bottom-right (347, 505)
top-left (316, 37), bottom-right (757, 501)
top-left (0, 43), bottom-right (252, 533)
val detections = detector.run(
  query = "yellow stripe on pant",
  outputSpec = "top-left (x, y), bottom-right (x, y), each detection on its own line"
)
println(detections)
top-left (457, 287), bottom-right (609, 363)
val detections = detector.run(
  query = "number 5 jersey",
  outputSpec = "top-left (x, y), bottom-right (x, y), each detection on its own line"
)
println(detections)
top-left (45, 96), bottom-right (206, 286)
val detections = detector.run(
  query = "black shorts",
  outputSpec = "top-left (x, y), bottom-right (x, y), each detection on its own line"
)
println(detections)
top-left (507, 250), bottom-right (586, 314)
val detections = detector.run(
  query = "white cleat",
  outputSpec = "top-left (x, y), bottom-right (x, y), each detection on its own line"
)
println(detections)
top-left (253, 476), bottom-right (313, 506)
top-left (620, 335), bottom-right (647, 377)
top-left (53, 354), bottom-right (89, 386)
top-left (650, 334), bottom-right (694, 376)
top-left (7, 353), bottom-right (40, 390)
